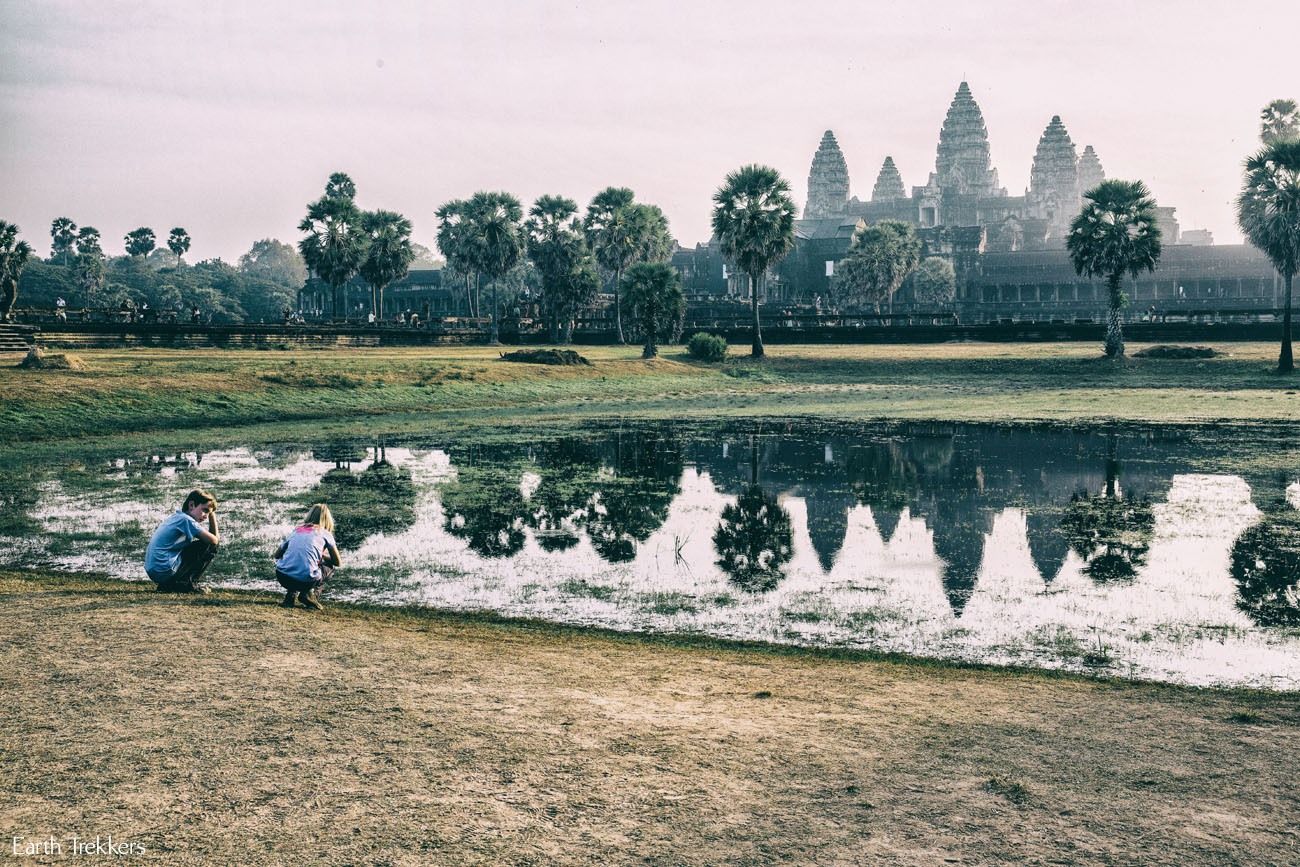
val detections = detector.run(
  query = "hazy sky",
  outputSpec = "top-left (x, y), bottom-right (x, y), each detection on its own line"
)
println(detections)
top-left (2, 0), bottom-right (1296, 262)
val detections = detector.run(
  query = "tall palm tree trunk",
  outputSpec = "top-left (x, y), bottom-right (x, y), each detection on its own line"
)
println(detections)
top-left (1279, 271), bottom-right (1294, 373)
top-left (1104, 274), bottom-right (1125, 358)
top-left (614, 268), bottom-right (625, 344)
top-left (489, 280), bottom-right (500, 344)
top-left (750, 271), bottom-right (765, 358)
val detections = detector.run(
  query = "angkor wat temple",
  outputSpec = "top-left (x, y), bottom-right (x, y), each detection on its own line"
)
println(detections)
top-left (804, 82), bottom-right (1134, 250)
top-left (670, 81), bottom-right (1279, 321)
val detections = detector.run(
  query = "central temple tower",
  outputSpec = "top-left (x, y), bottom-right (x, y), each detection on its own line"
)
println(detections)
top-left (1027, 115), bottom-right (1081, 241)
top-left (934, 81), bottom-right (1005, 200)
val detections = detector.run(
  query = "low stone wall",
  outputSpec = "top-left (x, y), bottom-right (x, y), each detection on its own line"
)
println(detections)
top-left (30, 319), bottom-right (1289, 350)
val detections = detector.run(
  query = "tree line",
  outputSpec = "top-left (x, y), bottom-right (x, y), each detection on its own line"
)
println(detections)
top-left (2, 97), bottom-right (1296, 367)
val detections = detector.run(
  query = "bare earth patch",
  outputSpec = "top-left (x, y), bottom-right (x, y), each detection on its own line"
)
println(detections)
top-left (2, 571), bottom-right (1298, 866)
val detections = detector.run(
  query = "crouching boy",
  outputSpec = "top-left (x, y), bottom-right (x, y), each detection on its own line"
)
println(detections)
top-left (145, 489), bottom-right (220, 593)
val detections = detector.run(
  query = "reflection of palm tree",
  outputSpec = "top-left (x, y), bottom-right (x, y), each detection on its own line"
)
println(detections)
top-left (1230, 515), bottom-right (1300, 627)
top-left (585, 429), bottom-right (684, 563)
top-left (713, 485), bottom-right (794, 592)
top-left (309, 460), bottom-right (417, 551)
top-left (1060, 491), bottom-right (1154, 584)
top-left (587, 483), bottom-right (676, 563)
top-left (441, 467), bottom-right (528, 559)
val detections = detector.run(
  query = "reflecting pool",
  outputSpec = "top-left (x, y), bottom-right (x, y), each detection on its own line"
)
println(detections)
top-left (3, 420), bottom-right (1298, 689)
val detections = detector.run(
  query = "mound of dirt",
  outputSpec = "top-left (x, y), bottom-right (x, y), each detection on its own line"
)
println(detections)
top-left (1133, 345), bottom-right (1219, 359)
top-left (499, 349), bottom-right (591, 366)
top-left (17, 347), bottom-right (84, 370)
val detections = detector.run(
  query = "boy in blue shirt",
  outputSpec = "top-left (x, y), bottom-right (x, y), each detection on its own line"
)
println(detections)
top-left (145, 489), bottom-right (220, 593)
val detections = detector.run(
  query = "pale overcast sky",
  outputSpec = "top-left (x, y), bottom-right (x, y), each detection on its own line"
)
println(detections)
top-left (2, 0), bottom-right (1296, 262)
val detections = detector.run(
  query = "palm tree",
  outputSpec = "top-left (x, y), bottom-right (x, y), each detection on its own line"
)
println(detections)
top-left (628, 203), bottom-right (674, 264)
top-left (1237, 140), bottom-right (1300, 372)
top-left (50, 217), bottom-right (77, 266)
top-left (1261, 99), bottom-right (1299, 146)
top-left (0, 221), bottom-right (34, 321)
top-left (711, 164), bottom-right (797, 357)
top-left (465, 191), bottom-right (524, 344)
top-left (833, 220), bottom-right (922, 313)
top-left (298, 192), bottom-right (367, 319)
top-left (325, 172), bottom-right (357, 201)
top-left (435, 199), bottom-right (476, 317)
top-left (73, 226), bottom-right (105, 309)
top-left (526, 195), bottom-right (583, 343)
top-left (124, 227), bottom-right (156, 259)
top-left (167, 228), bottom-right (191, 267)
top-left (358, 210), bottom-right (415, 320)
top-left (584, 187), bottom-right (637, 344)
top-left (622, 262), bottom-right (684, 359)
top-left (1066, 179), bottom-right (1163, 358)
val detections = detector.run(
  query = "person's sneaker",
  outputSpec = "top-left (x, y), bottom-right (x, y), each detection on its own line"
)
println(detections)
top-left (181, 584), bottom-right (212, 595)
top-left (280, 591), bottom-right (297, 608)
top-left (298, 591), bottom-right (323, 611)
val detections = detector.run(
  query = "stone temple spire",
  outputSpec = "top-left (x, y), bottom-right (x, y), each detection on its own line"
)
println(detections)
top-left (1077, 145), bottom-right (1105, 195)
top-left (1028, 115), bottom-right (1081, 238)
top-left (871, 156), bottom-right (906, 202)
top-left (804, 130), bottom-right (850, 219)
top-left (934, 81), bottom-right (1004, 197)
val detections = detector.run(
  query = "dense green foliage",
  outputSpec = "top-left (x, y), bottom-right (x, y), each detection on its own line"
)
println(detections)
top-left (1237, 140), bottom-right (1300, 372)
top-left (711, 165), bottom-right (797, 357)
top-left (910, 256), bottom-right (957, 306)
top-left (16, 233), bottom-right (306, 323)
top-left (686, 332), bottom-right (727, 362)
top-left (1067, 180), bottom-right (1163, 358)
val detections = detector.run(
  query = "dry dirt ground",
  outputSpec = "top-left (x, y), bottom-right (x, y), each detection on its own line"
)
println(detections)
top-left (2, 572), bottom-right (1298, 867)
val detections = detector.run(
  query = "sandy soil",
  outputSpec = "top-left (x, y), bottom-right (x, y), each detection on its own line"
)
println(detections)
top-left (2, 571), bottom-right (1298, 866)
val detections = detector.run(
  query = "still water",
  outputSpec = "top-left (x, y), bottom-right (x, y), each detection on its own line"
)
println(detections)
top-left (3, 420), bottom-right (1299, 689)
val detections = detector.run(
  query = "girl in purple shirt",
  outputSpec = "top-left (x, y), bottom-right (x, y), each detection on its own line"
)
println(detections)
top-left (273, 503), bottom-right (342, 611)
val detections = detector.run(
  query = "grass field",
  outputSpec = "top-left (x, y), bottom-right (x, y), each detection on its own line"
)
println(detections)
top-left (3, 341), bottom-right (1298, 445)
top-left (3, 571), bottom-right (1298, 866)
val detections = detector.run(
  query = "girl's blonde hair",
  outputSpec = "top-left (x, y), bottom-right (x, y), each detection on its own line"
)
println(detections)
top-left (304, 503), bottom-right (335, 532)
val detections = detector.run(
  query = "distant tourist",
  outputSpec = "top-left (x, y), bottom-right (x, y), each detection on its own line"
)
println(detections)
top-left (398, 310), bottom-right (407, 326)
top-left (144, 489), bottom-right (220, 594)
top-left (54, 296), bottom-right (66, 322)
top-left (190, 305), bottom-right (201, 324)
top-left (367, 311), bottom-right (376, 325)
top-left (272, 503), bottom-right (341, 611)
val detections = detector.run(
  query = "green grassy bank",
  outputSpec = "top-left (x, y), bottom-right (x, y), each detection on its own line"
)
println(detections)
top-left (3, 341), bottom-right (1298, 445)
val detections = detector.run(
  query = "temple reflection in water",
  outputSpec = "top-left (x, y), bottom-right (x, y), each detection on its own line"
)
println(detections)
top-left (3, 420), bottom-right (1298, 688)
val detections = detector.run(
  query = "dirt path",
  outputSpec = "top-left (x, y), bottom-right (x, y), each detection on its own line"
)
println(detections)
top-left (2, 572), bottom-right (1298, 866)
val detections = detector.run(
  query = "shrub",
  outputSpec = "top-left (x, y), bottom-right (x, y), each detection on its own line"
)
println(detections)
top-left (687, 332), bottom-right (727, 362)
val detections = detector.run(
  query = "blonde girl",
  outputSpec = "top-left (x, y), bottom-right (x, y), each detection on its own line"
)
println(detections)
top-left (272, 503), bottom-right (342, 610)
